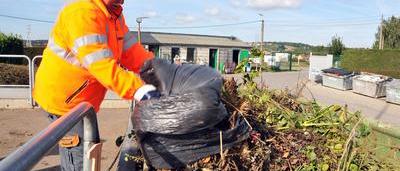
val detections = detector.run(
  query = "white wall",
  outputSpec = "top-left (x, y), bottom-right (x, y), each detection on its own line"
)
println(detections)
top-left (218, 48), bottom-right (229, 64)
top-left (196, 47), bottom-right (210, 65)
top-left (309, 54), bottom-right (333, 82)
top-left (160, 46), bottom-right (171, 61)
top-left (157, 45), bottom-right (246, 66)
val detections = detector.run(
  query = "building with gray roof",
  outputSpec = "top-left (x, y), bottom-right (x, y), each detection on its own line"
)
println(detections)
top-left (132, 32), bottom-right (251, 71)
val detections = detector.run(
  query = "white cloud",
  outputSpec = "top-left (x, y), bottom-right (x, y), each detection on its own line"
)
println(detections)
top-left (230, 0), bottom-right (242, 7)
top-left (205, 7), bottom-right (220, 16)
top-left (145, 11), bottom-right (158, 17)
top-left (175, 14), bottom-right (196, 24)
top-left (231, 0), bottom-right (302, 10)
top-left (204, 6), bottom-right (239, 21)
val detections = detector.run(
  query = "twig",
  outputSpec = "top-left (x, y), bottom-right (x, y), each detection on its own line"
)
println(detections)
top-left (265, 137), bottom-right (276, 142)
top-left (288, 159), bottom-right (293, 171)
top-left (254, 135), bottom-right (267, 145)
top-left (220, 131), bottom-right (225, 161)
top-left (221, 98), bottom-right (253, 130)
top-left (304, 84), bottom-right (316, 102)
top-left (302, 122), bottom-right (341, 127)
top-left (230, 160), bottom-right (239, 171)
top-left (337, 119), bottom-right (362, 171)
top-left (222, 98), bottom-right (268, 145)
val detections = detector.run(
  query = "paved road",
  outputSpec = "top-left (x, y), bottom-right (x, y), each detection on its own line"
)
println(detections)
top-left (225, 70), bottom-right (400, 125)
top-left (0, 108), bottom-right (129, 170)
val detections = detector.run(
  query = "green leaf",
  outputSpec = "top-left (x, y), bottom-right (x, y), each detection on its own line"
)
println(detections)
top-left (349, 164), bottom-right (359, 171)
top-left (334, 144), bottom-right (343, 150)
top-left (320, 163), bottom-right (329, 171)
top-left (295, 121), bottom-right (302, 128)
top-left (357, 123), bottom-right (371, 137)
top-left (307, 151), bottom-right (317, 161)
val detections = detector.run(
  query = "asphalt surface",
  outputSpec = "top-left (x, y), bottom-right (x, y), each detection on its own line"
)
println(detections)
top-left (0, 108), bottom-right (129, 171)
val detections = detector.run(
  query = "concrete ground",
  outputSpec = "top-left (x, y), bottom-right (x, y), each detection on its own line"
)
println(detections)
top-left (0, 70), bottom-right (399, 170)
top-left (0, 108), bottom-right (130, 170)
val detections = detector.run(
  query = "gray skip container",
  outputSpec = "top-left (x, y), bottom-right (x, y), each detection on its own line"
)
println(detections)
top-left (352, 73), bottom-right (391, 98)
top-left (322, 73), bottom-right (353, 90)
top-left (386, 79), bottom-right (400, 105)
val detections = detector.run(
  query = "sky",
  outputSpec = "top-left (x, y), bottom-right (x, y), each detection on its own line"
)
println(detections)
top-left (0, 0), bottom-right (399, 48)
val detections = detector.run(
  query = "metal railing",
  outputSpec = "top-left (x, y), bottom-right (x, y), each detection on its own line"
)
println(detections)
top-left (31, 55), bottom-right (42, 90)
top-left (0, 55), bottom-right (33, 105)
top-left (0, 54), bottom-right (122, 107)
top-left (0, 102), bottom-right (100, 171)
top-left (31, 56), bottom-right (43, 107)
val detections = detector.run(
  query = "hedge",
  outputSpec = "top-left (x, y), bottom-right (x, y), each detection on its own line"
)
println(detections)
top-left (24, 47), bottom-right (45, 59)
top-left (341, 49), bottom-right (400, 78)
top-left (0, 33), bottom-right (24, 65)
top-left (0, 63), bottom-right (29, 85)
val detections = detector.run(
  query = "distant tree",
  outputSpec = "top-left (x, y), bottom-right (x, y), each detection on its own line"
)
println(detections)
top-left (328, 35), bottom-right (345, 56)
top-left (277, 44), bottom-right (286, 52)
top-left (250, 47), bottom-right (263, 58)
top-left (373, 16), bottom-right (400, 49)
top-left (310, 45), bottom-right (329, 55)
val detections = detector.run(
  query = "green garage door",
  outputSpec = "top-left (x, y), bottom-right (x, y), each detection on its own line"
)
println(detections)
top-left (239, 50), bottom-right (249, 62)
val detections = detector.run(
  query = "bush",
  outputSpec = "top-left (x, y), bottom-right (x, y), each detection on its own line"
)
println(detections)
top-left (341, 49), bottom-right (400, 78)
top-left (24, 47), bottom-right (45, 59)
top-left (0, 63), bottom-right (29, 85)
top-left (0, 33), bottom-right (24, 54)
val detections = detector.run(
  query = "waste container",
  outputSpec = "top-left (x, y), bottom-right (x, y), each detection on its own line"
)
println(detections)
top-left (386, 79), bottom-right (400, 105)
top-left (352, 73), bottom-right (391, 98)
top-left (322, 74), bottom-right (353, 90)
top-left (321, 68), bottom-right (354, 90)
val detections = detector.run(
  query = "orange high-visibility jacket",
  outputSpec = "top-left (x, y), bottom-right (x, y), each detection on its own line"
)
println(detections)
top-left (33, 0), bottom-right (153, 115)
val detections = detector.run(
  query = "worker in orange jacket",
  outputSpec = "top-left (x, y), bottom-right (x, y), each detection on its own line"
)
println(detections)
top-left (33, 0), bottom-right (160, 170)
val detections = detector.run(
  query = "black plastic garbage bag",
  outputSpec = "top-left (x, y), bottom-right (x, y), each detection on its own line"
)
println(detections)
top-left (136, 119), bottom-right (250, 169)
top-left (322, 67), bottom-right (352, 76)
top-left (132, 59), bottom-right (250, 169)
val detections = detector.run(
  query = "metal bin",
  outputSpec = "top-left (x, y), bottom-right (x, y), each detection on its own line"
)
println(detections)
top-left (322, 73), bottom-right (353, 90)
top-left (352, 73), bottom-right (390, 98)
top-left (386, 79), bottom-right (400, 104)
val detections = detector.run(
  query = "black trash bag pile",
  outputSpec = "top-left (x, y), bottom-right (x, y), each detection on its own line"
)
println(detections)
top-left (132, 59), bottom-right (250, 169)
top-left (321, 67), bottom-right (352, 76)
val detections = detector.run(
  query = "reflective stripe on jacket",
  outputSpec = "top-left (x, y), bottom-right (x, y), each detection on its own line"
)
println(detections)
top-left (33, 0), bottom-right (153, 115)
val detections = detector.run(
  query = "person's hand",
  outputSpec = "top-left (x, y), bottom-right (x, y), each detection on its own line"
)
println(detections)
top-left (134, 84), bottom-right (161, 101)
